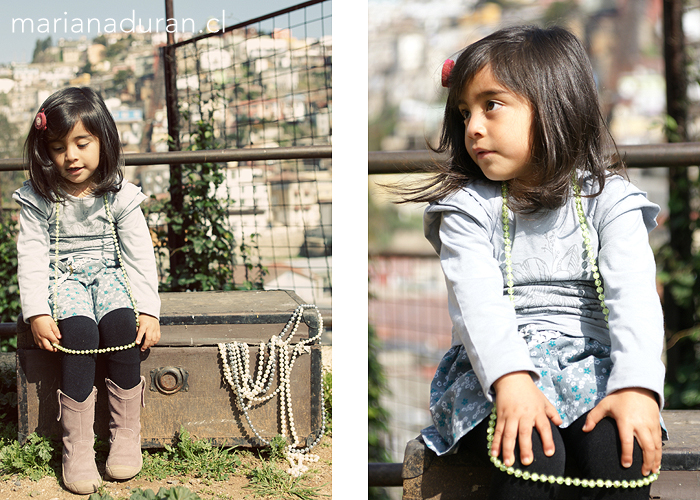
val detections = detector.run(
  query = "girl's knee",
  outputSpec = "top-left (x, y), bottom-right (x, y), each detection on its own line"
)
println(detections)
top-left (99, 307), bottom-right (137, 328)
top-left (567, 417), bottom-right (645, 480)
top-left (512, 424), bottom-right (567, 474)
top-left (58, 315), bottom-right (99, 347)
top-left (99, 308), bottom-right (137, 342)
top-left (489, 425), bottom-right (566, 500)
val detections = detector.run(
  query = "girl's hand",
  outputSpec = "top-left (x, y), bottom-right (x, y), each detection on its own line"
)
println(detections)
top-left (135, 313), bottom-right (161, 351)
top-left (583, 387), bottom-right (661, 476)
top-left (491, 371), bottom-right (563, 467)
top-left (28, 315), bottom-right (61, 352)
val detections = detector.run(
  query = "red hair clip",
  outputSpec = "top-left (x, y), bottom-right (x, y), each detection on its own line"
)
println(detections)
top-left (441, 59), bottom-right (455, 88)
top-left (34, 109), bottom-right (47, 131)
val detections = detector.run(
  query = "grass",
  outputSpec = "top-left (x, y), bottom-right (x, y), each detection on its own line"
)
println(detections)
top-left (244, 458), bottom-right (328, 500)
top-left (140, 427), bottom-right (241, 481)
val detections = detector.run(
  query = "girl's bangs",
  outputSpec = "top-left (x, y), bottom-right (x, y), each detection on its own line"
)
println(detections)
top-left (45, 100), bottom-right (103, 143)
top-left (44, 111), bottom-right (80, 142)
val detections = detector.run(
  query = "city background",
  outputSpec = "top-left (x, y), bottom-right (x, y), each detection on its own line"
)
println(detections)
top-left (368, 1), bottom-right (700, 495)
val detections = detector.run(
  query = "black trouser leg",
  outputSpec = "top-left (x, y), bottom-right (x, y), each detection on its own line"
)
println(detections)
top-left (98, 308), bottom-right (140, 390)
top-left (461, 416), bottom-right (567, 500)
top-left (58, 315), bottom-right (99, 402)
top-left (561, 413), bottom-right (650, 500)
top-left (462, 411), bottom-right (652, 500)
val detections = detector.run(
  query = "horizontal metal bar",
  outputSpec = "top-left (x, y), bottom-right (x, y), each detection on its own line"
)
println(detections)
top-left (0, 322), bottom-right (16, 339)
top-left (368, 462), bottom-right (404, 487)
top-left (368, 143), bottom-right (700, 175)
top-left (0, 146), bottom-right (332, 172)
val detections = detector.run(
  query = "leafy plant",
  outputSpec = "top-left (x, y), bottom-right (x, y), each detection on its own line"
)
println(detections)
top-left (0, 433), bottom-right (56, 480)
top-left (0, 358), bottom-right (17, 433)
top-left (87, 492), bottom-right (114, 500)
top-left (368, 324), bottom-right (391, 463)
top-left (140, 426), bottom-right (241, 481)
top-left (88, 486), bottom-right (202, 500)
top-left (145, 93), bottom-right (266, 293)
top-left (158, 108), bottom-right (234, 292)
top-left (0, 209), bottom-right (20, 326)
top-left (368, 324), bottom-right (392, 500)
top-left (322, 371), bottom-right (332, 436)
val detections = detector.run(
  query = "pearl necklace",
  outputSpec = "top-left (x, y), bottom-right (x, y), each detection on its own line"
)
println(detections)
top-left (50, 196), bottom-right (139, 355)
top-left (218, 304), bottom-right (326, 477)
top-left (496, 182), bottom-right (658, 488)
top-left (486, 407), bottom-right (658, 488)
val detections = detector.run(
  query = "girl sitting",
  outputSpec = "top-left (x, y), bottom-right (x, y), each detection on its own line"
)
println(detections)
top-left (15, 87), bottom-right (161, 494)
top-left (402, 25), bottom-right (665, 499)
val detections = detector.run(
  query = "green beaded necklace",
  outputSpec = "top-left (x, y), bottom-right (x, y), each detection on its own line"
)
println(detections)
top-left (50, 195), bottom-right (139, 355)
top-left (492, 181), bottom-right (659, 489)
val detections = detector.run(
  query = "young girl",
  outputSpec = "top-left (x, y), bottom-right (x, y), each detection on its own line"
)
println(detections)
top-left (14, 87), bottom-right (161, 494)
top-left (409, 26), bottom-right (665, 499)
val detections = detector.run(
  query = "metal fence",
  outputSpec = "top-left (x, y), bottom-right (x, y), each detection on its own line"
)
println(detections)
top-left (162, 0), bottom-right (332, 308)
top-left (0, 147), bottom-right (330, 322)
top-left (369, 253), bottom-right (449, 465)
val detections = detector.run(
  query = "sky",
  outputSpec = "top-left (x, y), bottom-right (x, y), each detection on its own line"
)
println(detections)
top-left (1, 0), bottom-right (322, 64)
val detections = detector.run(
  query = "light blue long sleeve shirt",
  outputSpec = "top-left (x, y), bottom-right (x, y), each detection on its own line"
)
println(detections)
top-left (424, 175), bottom-right (666, 407)
top-left (13, 180), bottom-right (161, 322)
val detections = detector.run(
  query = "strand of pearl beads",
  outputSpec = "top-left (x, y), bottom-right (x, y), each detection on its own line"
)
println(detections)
top-left (50, 197), bottom-right (139, 355)
top-left (218, 304), bottom-right (326, 476)
top-left (103, 196), bottom-right (140, 328)
top-left (573, 183), bottom-right (610, 323)
top-left (487, 406), bottom-right (658, 489)
top-left (500, 182), bottom-right (515, 304)
top-left (498, 182), bottom-right (658, 489)
top-left (233, 338), bottom-right (273, 398)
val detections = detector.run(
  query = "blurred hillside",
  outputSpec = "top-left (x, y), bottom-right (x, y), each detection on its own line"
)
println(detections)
top-left (368, 0), bottom-right (700, 254)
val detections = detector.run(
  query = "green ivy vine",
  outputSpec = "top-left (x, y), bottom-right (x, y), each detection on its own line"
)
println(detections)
top-left (0, 210), bottom-right (20, 333)
top-left (146, 93), bottom-right (266, 292)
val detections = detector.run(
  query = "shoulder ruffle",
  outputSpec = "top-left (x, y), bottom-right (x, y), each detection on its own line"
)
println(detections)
top-left (589, 175), bottom-right (660, 234)
top-left (12, 180), bottom-right (53, 218)
top-left (109, 181), bottom-right (147, 221)
top-left (423, 180), bottom-right (500, 254)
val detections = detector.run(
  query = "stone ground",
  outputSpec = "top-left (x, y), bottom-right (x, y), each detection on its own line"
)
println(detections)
top-left (0, 436), bottom-right (331, 499)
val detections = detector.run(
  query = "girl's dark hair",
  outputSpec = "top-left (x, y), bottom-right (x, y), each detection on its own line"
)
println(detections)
top-left (402, 25), bottom-right (621, 212)
top-left (24, 87), bottom-right (123, 202)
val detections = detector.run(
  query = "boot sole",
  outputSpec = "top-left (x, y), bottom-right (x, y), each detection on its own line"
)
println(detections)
top-left (106, 464), bottom-right (142, 481)
top-left (64, 475), bottom-right (102, 495)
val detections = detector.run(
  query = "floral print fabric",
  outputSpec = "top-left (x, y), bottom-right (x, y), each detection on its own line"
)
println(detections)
top-left (422, 325), bottom-right (612, 456)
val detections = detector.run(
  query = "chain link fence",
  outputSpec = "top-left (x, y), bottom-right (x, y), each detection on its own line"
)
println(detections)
top-left (161, 0), bottom-right (332, 307)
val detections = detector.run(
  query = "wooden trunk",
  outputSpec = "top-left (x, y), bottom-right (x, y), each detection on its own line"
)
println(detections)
top-left (16, 290), bottom-right (324, 448)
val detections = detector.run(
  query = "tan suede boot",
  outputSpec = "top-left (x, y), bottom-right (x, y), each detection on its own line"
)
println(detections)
top-left (105, 376), bottom-right (145, 480)
top-left (57, 387), bottom-right (102, 494)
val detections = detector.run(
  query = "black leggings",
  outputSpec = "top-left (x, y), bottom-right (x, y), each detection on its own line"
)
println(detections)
top-left (461, 411), bottom-right (650, 500)
top-left (58, 308), bottom-right (141, 402)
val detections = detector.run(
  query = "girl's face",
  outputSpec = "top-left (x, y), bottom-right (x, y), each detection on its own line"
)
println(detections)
top-left (48, 120), bottom-right (100, 197)
top-left (458, 65), bottom-right (535, 185)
